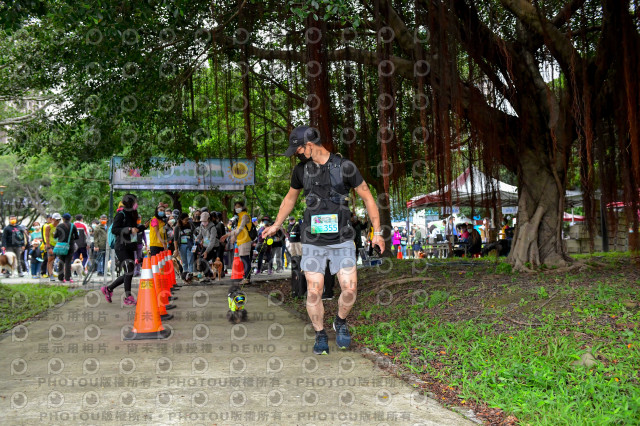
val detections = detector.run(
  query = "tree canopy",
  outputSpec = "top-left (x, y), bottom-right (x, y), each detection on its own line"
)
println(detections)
top-left (1, 0), bottom-right (638, 268)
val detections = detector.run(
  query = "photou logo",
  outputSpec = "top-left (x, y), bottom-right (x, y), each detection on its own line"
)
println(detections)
top-left (83, 391), bottom-right (99, 408)
top-left (84, 324), bottom-right (101, 341)
top-left (230, 324), bottom-right (247, 341)
top-left (156, 357), bottom-right (172, 374)
top-left (48, 390), bottom-right (64, 408)
top-left (83, 358), bottom-right (100, 375)
top-left (10, 392), bottom-right (27, 409)
top-left (229, 391), bottom-right (246, 407)
top-left (191, 357), bottom-right (209, 374)
top-left (267, 323), bottom-right (285, 340)
top-left (266, 390), bottom-right (284, 407)
top-left (119, 358), bottom-right (136, 375)
top-left (339, 390), bottom-right (356, 407)
top-left (376, 389), bottom-right (392, 406)
top-left (229, 357), bottom-right (246, 374)
top-left (338, 356), bottom-right (356, 374)
top-left (120, 391), bottom-right (136, 407)
top-left (47, 357), bottom-right (64, 375)
top-left (193, 290), bottom-right (209, 307)
top-left (192, 323), bottom-right (209, 341)
top-left (10, 358), bottom-right (27, 375)
top-left (301, 356), bottom-right (319, 374)
top-left (11, 324), bottom-right (28, 342)
top-left (266, 357), bottom-right (283, 374)
top-left (192, 390), bottom-right (208, 407)
top-left (48, 324), bottom-right (65, 341)
top-left (302, 390), bottom-right (319, 407)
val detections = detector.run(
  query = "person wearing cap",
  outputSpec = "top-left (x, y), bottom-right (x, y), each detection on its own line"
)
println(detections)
top-left (53, 213), bottom-right (79, 283)
top-left (101, 194), bottom-right (145, 306)
top-left (262, 125), bottom-right (385, 355)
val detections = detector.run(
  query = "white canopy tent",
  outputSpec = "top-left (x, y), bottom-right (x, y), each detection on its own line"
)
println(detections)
top-left (407, 166), bottom-right (583, 209)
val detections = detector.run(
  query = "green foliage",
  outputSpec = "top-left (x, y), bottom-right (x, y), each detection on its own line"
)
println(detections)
top-left (495, 261), bottom-right (512, 275)
top-left (353, 281), bottom-right (640, 424)
top-left (537, 286), bottom-right (549, 299)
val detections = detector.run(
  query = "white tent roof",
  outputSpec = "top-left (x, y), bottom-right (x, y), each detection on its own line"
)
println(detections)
top-left (407, 167), bottom-right (583, 209)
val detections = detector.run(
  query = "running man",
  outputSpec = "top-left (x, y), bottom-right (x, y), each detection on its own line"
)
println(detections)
top-left (262, 125), bottom-right (385, 355)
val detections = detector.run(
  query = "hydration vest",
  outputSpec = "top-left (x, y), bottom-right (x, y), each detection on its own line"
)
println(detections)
top-left (301, 154), bottom-right (353, 242)
top-left (302, 154), bottom-right (349, 205)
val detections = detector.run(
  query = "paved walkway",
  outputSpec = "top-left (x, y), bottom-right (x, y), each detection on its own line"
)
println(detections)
top-left (0, 276), bottom-right (473, 425)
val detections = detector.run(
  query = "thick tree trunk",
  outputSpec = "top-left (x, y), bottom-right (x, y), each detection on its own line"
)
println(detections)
top-left (306, 15), bottom-right (334, 151)
top-left (508, 149), bottom-right (570, 270)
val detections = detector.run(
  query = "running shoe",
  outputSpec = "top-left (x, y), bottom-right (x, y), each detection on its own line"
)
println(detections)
top-left (123, 295), bottom-right (136, 306)
top-left (313, 332), bottom-right (329, 355)
top-left (100, 286), bottom-right (112, 303)
top-left (333, 320), bottom-right (351, 350)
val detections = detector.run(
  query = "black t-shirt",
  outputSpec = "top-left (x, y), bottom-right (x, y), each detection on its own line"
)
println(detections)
top-left (287, 222), bottom-right (301, 243)
top-left (290, 154), bottom-right (364, 246)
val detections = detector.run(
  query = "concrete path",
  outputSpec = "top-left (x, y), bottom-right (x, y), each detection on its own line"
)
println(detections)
top-left (0, 280), bottom-right (473, 425)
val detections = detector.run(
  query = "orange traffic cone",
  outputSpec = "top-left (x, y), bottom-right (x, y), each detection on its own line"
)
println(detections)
top-left (158, 252), bottom-right (178, 301)
top-left (166, 251), bottom-right (179, 290)
top-left (397, 248), bottom-right (403, 259)
top-left (230, 246), bottom-right (244, 281)
top-left (152, 255), bottom-right (173, 321)
top-left (124, 257), bottom-right (171, 340)
top-left (158, 254), bottom-right (176, 310)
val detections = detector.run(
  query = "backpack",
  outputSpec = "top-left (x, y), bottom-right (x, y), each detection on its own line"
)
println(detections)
top-left (14, 227), bottom-right (25, 245)
top-left (76, 225), bottom-right (87, 247)
top-left (107, 214), bottom-right (123, 250)
top-left (246, 221), bottom-right (258, 240)
top-left (107, 224), bottom-right (116, 249)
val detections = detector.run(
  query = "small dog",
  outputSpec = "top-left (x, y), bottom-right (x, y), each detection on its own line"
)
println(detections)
top-left (213, 257), bottom-right (223, 281)
top-left (181, 271), bottom-right (195, 283)
top-left (226, 285), bottom-right (248, 324)
top-left (0, 252), bottom-right (18, 277)
top-left (71, 259), bottom-right (84, 277)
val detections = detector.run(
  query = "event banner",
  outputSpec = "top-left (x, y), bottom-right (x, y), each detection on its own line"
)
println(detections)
top-left (111, 157), bottom-right (255, 191)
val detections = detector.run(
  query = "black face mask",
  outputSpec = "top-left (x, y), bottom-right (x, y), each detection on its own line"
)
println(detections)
top-left (297, 152), bottom-right (310, 163)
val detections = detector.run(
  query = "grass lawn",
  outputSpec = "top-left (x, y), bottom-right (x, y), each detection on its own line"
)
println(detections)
top-left (259, 253), bottom-right (640, 425)
top-left (0, 283), bottom-right (85, 334)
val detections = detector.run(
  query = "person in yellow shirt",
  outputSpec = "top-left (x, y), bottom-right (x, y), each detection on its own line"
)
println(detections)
top-left (220, 201), bottom-right (254, 285)
top-left (149, 203), bottom-right (168, 256)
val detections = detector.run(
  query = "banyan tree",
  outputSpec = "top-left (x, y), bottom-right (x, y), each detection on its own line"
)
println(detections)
top-left (2, 0), bottom-right (639, 270)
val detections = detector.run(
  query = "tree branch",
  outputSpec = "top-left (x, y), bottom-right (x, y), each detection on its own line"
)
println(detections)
top-left (499, 0), bottom-right (580, 78)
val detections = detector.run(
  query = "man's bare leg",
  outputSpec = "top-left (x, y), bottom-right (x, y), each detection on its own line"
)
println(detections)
top-left (336, 265), bottom-right (357, 319)
top-left (305, 271), bottom-right (325, 331)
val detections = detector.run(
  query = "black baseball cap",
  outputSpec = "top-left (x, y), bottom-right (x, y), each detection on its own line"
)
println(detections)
top-left (284, 126), bottom-right (320, 157)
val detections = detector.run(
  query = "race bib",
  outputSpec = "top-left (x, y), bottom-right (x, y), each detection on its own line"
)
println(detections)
top-left (191, 245), bottom-right (197, 253)
top-left (310, 214), bottom-right (339, 234)
top-left (204, 238), bottom-right (210, 246)
top-left (181, 236), bottom-right (189, 244)
top-left (130, 233), bottom-right (137, 243)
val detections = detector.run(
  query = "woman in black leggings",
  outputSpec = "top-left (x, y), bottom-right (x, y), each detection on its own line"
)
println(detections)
top-left (101, 194), bottom-right (146, 306)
